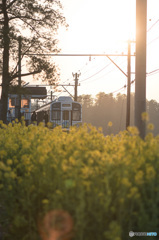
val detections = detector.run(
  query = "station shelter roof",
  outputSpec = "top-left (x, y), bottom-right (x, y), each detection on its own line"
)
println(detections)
top-left (9, 86), bottom-right (47, 99)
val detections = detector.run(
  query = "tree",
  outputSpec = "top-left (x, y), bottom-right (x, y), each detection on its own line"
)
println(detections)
top-left (0, 0), bottom-right (67, 123)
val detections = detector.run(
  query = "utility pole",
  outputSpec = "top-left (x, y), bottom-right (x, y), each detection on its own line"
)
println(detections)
top-left (126, 40), bottom-right (131, 129)
top-left (107, 48), bottom-right (132, 130)
top-left (72, 73), bottom-right (80, 101)
top-left (135, 0), bottom-right (147, 138)
top-left (18, 36), bottom-right (22, 121)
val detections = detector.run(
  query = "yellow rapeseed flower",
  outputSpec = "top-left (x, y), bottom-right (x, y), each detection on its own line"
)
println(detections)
top-left (7, 159), bottom-right (13, 165)
top-left (121, 178), bottom-right (132, 187)
top-left (56, 190), bottom-right (62, 195)
top-left (81, 166), bottom-right (92, 178)
top-left (39, 156), bottom-right (45, 164)
top-left (62, 163), bottom-right (68, 172)
top-left (88, 158), bottom-right (94, 165)
top-left (10, 171), bottom-right (16, 179)
top-left (42, 199), bottom-right (49, 204)
top-left (135, 170), bottom-right (144, 185)
top-left (108, 121), bottom-right (113, 127)
top-left (0, 150), bottom-right (7, 158)
top-left (127, 187), bottom-right (140, 199)
top-left (141, 112), bottom-right (149, 122)
top-left (146, 165), bottom-right (156, 180)
top-left (147, 123), bottom-right (154, 131)
top-left (127, 126), bottom-right (139, 135)
top-left (21, 155), bottom-right (31, 165)
top-left (69, 156), bottom-right (75, 165)
top-left (0, 162), bottom-right (6, 170)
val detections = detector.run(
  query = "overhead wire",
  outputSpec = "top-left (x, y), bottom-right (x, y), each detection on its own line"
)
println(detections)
top-left (59, 56), bottom-right (97, 85)
top-left (147, 18), bottom-right (159, 45)
top-left (79, 57), bottom-right (97, 77)
top-left (148, 35), bottom-right (159, 45)
top-left (80, 58), bottom-right (127, 85)
top-left (147, 18), bottom-right (159, 32)
top-left (51, 17), bottom-right (159, 98)
top-left (147, 69), bottom-right (159, 76)
top-left (79, 56), bottom-right (126, 83)
top-left (80, 61), bottom-right (114, 83)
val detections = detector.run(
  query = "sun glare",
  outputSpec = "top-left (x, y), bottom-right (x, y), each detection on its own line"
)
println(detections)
top-left (60, 0), bottom-right (136, 53)
top-left (56, 0), bottom-right (136, 98)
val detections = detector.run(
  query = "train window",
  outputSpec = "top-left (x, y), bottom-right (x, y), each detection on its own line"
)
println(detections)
top-left (21, 99), bottom-right (29, 108)
top-left (52, 111), bottom-right (61, 120)
top-left (72, 111), bottom-right (80, 121)
top-left (9, 98), bottom-right (15, 107)
top-left (63, 111), bottom-right (69, 120)
top-left (9, 98), bottom-right (19, 107)
top-left (52, 102), bottom-right (61, 109)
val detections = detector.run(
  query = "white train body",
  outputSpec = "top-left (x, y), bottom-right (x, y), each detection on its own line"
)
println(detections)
top-left (35, 96), bottom-right (82, 129)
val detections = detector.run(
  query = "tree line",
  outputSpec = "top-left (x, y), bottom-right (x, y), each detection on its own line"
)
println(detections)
top-left (78, 92), bottom-right (159, 136)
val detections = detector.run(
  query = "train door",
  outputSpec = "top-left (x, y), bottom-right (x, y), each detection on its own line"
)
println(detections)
top-left (62, 110), bottom-right (71, 128)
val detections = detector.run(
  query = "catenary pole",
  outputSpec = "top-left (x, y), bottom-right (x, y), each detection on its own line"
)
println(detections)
top-left (135, 0), bottom-right (147, 139)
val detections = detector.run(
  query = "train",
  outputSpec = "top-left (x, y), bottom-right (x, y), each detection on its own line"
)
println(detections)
top-left (35, 96), bottom-right (82, 129)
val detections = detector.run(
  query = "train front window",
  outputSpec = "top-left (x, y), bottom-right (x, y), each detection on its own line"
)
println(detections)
top-left (72, 102), bottom-right (81, 121)
top-left (63, 111), bottom-right (69, 120)
top-left (72, 111), bottom-right (80, 121)
top-left (51, 102), bottom-right (61, 120)
top-left (52, 111), bottom-right (61, 120)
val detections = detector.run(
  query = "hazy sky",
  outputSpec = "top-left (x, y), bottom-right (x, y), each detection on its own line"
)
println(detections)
top-left (54, 0), bottom-right (159, 102)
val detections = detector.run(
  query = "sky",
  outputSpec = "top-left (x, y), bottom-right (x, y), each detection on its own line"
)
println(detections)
top-left (52, 0), bottom-right (159, 102)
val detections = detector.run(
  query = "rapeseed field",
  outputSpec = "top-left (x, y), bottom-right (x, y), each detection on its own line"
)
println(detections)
top-left (0, 120), bottom-right (159, 240)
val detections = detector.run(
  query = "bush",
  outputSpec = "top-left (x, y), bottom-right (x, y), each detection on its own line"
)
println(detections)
top-left (0, 121), bottom-right (159, 240)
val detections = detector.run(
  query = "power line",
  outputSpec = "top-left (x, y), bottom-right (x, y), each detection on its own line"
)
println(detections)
top-left (147, 19), bottom-right (159, 32)
top-left (59, 57), bottom-right (97, 85)
top-left (84, 59), bottom-right (128, 84)
top-left (80, 58), bottom-right (105, 77)
top-left (80, 56), bottom-right (114, 77)
top-left (78, 57), bottom-right (97, 76)
top-left (80, 62), bottom-right (113, 83)
top-left (80, 68), bottom-right (116, 84)
top-left (148, 35), bottom-right (159, 45)
top-left (101, 67), bottom-right (159, 98)
top-left (147, 68), bottom-right (159, 75)
top-left (89, 79), bottom-right (135, 97)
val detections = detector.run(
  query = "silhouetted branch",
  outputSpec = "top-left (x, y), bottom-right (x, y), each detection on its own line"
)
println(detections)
top-left (10, 70), bottom-right (41, 81)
